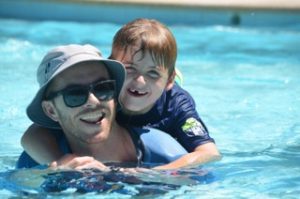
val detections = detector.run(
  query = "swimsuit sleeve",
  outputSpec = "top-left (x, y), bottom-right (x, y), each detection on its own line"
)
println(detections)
top-left (16, 151), bottom-right (40, 169)
top-left (16, 130), bottom-right (70, 169)
top-left (168, 85), bottom-right (215, 152)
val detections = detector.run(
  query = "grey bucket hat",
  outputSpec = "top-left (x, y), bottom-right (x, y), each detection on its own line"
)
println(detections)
top-left (27, 44), bottom-right (125, 129)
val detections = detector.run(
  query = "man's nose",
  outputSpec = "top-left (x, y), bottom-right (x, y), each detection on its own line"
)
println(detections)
top-left (84, 92), bottom-right (101, 107)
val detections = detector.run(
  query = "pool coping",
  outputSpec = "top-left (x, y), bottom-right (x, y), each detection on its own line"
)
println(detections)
top-left (0, 0), bottom-right (300, 26)
top-left (50, 0), bottom-right (300, 11)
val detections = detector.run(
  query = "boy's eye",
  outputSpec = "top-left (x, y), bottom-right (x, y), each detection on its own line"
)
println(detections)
top-left (125, 66), bottom-right (136, 74)
top-left (147, 71), bottom-right (161, 79)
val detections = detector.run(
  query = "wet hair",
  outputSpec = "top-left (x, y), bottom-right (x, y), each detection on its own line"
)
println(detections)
top-left (110, 18), bottom-right (177, 77)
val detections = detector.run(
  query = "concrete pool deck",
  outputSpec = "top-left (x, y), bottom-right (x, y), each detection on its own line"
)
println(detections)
top-left (0, 0), bottom-right (299, 26)
top-left (71, 0), bottom-right (300, 10)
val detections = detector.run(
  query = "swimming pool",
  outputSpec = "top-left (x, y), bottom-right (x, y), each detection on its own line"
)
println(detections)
top-left (0, 17), bottom-right (299, 198)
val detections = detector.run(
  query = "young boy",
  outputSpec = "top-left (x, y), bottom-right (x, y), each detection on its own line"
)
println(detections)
top-left (21, 18), bottom-right (221, 170)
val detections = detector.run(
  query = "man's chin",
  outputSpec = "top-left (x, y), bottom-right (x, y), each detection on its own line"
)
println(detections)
top-left (84, 133), bottom-right (107, 144)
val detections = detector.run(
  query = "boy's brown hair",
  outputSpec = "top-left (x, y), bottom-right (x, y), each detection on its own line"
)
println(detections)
top-left (110, 18), bottom-right (177, 77)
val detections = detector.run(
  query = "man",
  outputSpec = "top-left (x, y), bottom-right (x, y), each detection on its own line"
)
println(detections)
top-left (17, 44), bottom-right (187, 170)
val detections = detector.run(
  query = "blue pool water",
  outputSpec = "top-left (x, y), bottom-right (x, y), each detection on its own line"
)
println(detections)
top-left (0, 18), bottom-right (300, 198)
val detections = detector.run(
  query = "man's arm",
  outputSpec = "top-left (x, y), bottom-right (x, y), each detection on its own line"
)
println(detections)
top-left (153, 142), bottom-right (221, 170)
top-left (21, 123), bottom-right (64, 165)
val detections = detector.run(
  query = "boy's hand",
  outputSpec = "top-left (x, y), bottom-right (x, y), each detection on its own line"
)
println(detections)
top-left (49, 154), bottom-right (109, 171)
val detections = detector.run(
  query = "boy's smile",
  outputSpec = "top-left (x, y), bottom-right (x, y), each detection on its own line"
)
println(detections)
top-left (127, 88), bottom-right (148, 96)
top-left (116, 48), bottom-right (172, 114)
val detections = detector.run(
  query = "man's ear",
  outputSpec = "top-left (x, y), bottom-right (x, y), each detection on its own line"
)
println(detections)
top-left (165, 71), bottom-right (176, 91)
top-left (42, 100), bottom-right (59, 122)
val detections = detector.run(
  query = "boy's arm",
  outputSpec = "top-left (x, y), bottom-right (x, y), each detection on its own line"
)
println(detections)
top-left (152, 85), bottom-right (221, 169)
top-left (21, 123), bottom-right (64, 165)
top-left (49, 154), bottom-right (109, 171)
top-left (153, 142), bottom-right (221, 170)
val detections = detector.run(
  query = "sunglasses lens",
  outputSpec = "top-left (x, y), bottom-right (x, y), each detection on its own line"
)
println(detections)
top-left (94, 81), bottom-right (115, 101)
top-left (58, 80), bottom-right (115, 108)
top-left (64, 87), bottom-right (88, 107)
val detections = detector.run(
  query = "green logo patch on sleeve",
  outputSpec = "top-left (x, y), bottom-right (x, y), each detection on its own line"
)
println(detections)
top-left (181, 117), bottom-right (205, 136)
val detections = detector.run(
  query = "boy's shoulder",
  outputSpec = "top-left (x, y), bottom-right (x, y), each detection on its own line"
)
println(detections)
top-left (163, 84), bottom-right (195, 105)
top-left (168, 83), bottom-right (189, 93)
top-left (152, 84), bottom-right (197, 117)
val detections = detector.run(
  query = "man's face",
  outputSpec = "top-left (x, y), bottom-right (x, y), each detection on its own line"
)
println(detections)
top-left (113, 46), bottom-right (172, 114)
top-left (43, 62), bottom-right (116, 145)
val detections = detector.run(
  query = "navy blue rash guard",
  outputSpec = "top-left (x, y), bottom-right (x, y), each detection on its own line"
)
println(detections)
top-left (117, 84), bottom-right (215, 152)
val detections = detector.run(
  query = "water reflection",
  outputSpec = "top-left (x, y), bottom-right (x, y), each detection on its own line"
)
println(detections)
top-left (0, 166), bottom-right (214, 197)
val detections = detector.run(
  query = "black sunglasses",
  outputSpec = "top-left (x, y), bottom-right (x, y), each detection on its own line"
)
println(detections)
top-left (46, 80), bottom-right (116, 108)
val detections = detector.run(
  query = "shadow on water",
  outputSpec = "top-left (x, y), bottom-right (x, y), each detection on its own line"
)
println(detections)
top-left (0, 166), bottom-right (216, 197)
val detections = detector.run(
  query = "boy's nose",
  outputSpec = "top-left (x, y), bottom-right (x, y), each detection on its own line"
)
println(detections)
top-left (135, 75), bottom-right (146, 85)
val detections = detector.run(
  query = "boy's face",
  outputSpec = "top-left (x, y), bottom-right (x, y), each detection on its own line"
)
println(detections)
top-left (114, 46), bottom-right (173, 114)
